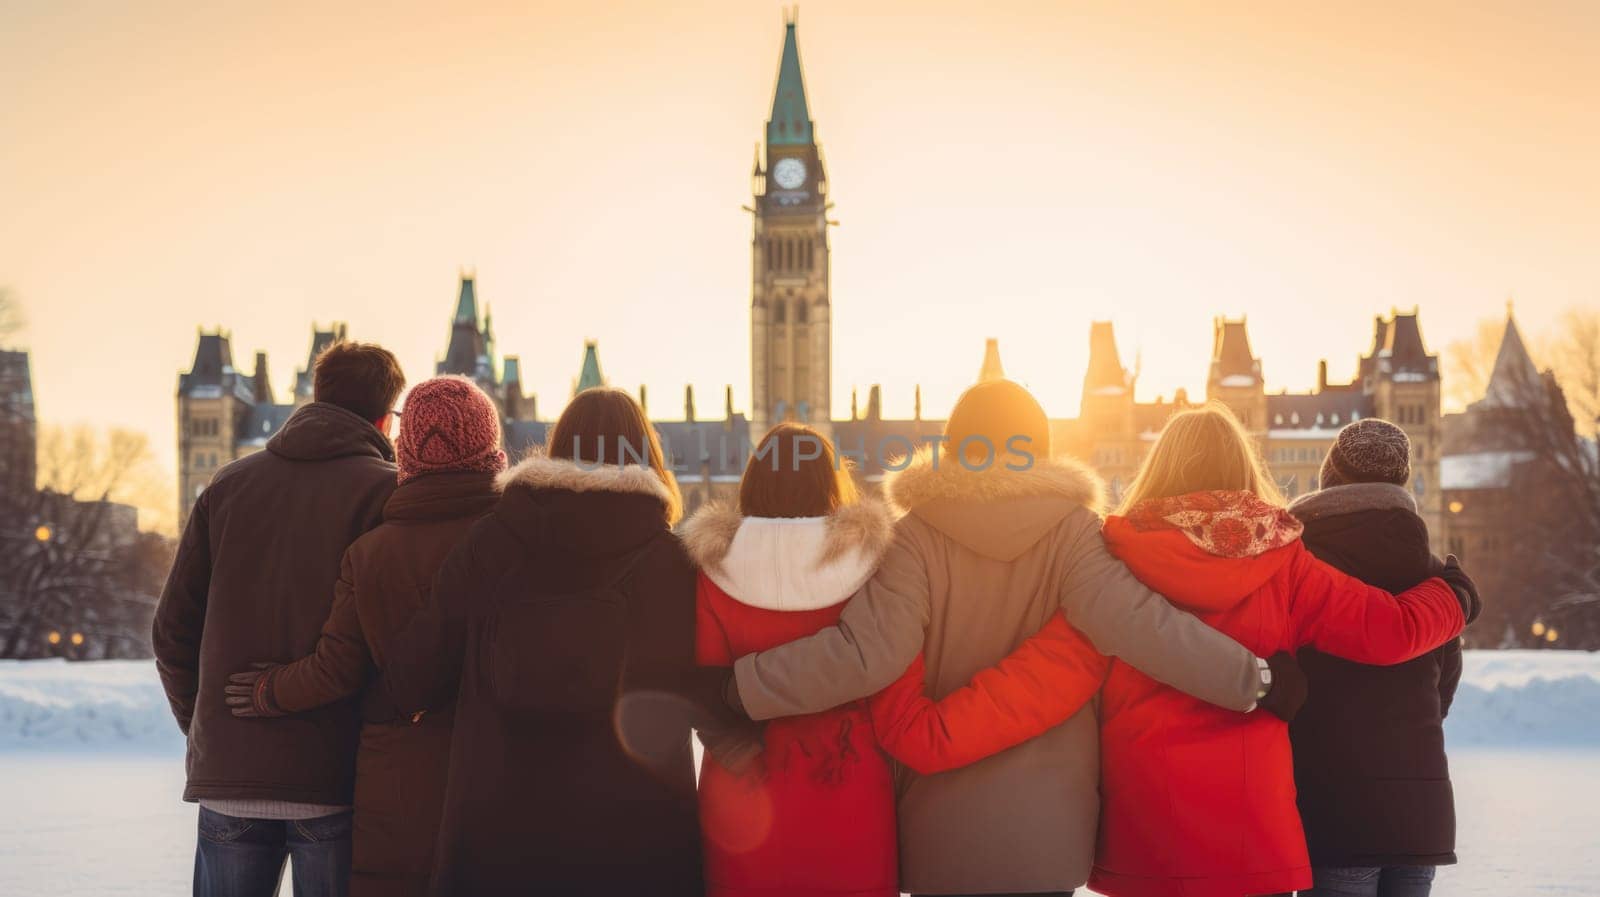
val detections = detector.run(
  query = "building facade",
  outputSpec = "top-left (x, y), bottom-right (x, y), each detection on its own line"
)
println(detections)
top-left (749, 16), bottom-right (832, 435)
top-left (0, 349), bottom-right (36, 498)
top-left (174, 17), bottom-right (1457, 553)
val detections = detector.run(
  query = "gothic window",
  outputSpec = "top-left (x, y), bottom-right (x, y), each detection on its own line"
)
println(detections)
top-left (785, 240), bottom-right (794, 270)
top-left (805, 241), bottom-right (813, 270)
top-left (796, 299), bottom-right (808, 322)
top-left (1414, 474), bottom-right (1426, 497)
top-left (773, 298), bottom-right (787, 323)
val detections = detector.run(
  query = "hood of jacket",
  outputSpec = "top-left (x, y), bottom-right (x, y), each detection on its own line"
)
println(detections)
top-left (1287, 481), bottom-right (1417, 523)
top-left (492, 451), bottom-right (677, 558)
top-left (883, 446), bottom-right (1104, 562)
top-left (383, 470), bottom-right (503, 523)
top-left (680, 498), bottom-right (895, 611)
top-left (267, 402), bottom-right (397, 464)
top-left (1103, 490), bottom-right (1305, 612)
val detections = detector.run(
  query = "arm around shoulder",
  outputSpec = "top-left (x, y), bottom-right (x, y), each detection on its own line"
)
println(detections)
top-left (733, 522), bottom-right (932, 721)
top-left (1053, 508), bottom-right (1259, 712)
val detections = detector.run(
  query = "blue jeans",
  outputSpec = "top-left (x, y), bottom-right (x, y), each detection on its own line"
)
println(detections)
top-left (1303, 865), bottom-right (1436, 897)
top-left (194, 807), bottom-right (352, 897)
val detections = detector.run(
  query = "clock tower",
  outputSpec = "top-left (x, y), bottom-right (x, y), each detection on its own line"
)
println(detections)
top-left (750, 16), bottom-right (831, 434)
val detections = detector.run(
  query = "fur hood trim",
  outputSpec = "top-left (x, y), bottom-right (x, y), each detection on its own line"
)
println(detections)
top-left (885, 446), bottom-right (1104, 515)
top-left (497, 450), bottom-right (682, 522)
top-left (1288, 482), bottom-right (1417, 523)
top-left (680, 498), bottom-right (896, 612)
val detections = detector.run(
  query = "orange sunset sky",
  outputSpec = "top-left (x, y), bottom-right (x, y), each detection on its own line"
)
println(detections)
top-left (2, 1), bottom-right (1596, 504)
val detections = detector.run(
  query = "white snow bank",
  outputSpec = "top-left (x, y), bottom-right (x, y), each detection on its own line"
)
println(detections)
top-left (1, 651), bottom-right (1597, 753)
top-left (0, 659), bottom-right (183, 753)
top-left (1446, 650), bottom-right (1600, 746)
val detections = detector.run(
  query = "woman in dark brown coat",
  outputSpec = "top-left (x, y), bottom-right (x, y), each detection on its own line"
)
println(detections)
top-left (226, 376), bottom-right (508, 897)
top-left (372, 387), bottom-right (735, 897)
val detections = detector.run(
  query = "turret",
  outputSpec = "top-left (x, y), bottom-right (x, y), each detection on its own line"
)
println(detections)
top-left (978, 338), bottom-right (1005, 383)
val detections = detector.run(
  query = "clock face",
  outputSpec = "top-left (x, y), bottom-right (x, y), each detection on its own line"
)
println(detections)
top-left (772, 157), bottom-right (807, 190)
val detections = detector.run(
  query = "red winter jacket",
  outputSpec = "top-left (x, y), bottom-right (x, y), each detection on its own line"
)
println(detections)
top-left (684, 500), bottom-right (1108, 897)
top-left (911, 491), bottom-right (1465, 897)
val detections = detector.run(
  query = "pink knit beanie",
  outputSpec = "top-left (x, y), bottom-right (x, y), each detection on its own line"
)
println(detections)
top-left (395, 376), bottom-right (507, 485)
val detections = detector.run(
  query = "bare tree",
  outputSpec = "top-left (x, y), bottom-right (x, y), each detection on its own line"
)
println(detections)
top-left (0, 425), bottom-right (173, 658)
top-left (1443, 317), bottom-right (1507, 411)
top-left (0, 287), bottom-right (23, 344)
top-left (1491, 352), bottom-right (1600, 648)
top-left (1543, 307), bottom-right (1600, 438)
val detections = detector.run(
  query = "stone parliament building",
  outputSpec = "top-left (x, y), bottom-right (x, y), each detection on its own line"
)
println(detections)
top-left (175, 18), bottom-right (1542, 644)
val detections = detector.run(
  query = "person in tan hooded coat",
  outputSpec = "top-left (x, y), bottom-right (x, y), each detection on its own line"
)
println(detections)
top-left (729, 379), bottom-right (1298, 897)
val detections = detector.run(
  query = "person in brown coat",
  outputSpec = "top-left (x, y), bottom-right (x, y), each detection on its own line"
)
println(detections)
top-left (225, 376), bottom-right (508, 897)
top-left (152, 341), bottom-right (406, 897)
top-left (367, 387), bottom-right (740, 897)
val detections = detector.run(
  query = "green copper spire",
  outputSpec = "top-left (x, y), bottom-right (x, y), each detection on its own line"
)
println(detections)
top-left (574, 339), bottom-right (606, 395)
top-left (766, 21), bottom-right (813, 147)
top-left (453, 274), bottom-right (478, 325)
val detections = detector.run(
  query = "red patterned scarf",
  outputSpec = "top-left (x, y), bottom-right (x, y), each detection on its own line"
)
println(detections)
top-left (1124, 490), bottom-right (1303, 558)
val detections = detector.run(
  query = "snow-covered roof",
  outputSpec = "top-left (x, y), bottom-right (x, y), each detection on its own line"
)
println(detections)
top-left (1440, 450), bottom-right (1535, 490)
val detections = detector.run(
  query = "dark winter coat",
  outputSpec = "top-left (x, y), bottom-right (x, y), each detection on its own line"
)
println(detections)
top-left (1288, 482), bottom-right (1464, 868)
top-left (376, 453), bottom-right (709, 897)
top-left (261, 471), bottom-right (500, 897)
top-left (153, 402), bottom-right (397, 804)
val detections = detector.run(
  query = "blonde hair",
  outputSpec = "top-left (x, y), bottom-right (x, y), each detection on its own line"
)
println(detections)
top-left (1118, 403), bottom-right (1284, 514)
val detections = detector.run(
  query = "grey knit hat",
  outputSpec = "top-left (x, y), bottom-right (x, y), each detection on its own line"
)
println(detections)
top-left (1320, 418), bottom-right (1411, 488)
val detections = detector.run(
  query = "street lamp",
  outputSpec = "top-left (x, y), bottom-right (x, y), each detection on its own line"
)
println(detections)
top-left (1531, 620), bottom-right (1546, 638)
top-left (34, 525), bottom-right (51, 543)
top-left (46, 631), bottom-right (61, 646)
top-left (1546, 628), bottom-right (1560, 644)
top-left (70, 632), bottom-right (84, 647)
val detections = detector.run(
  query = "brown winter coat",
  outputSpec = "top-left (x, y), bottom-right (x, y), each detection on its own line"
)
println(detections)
top-left (153, 402), bottom-right (397, 805)
top-left (261, 471), bottom-right (500, 897)
top-left (732, 449), bottom-right (1263, 894)
top-left (375, 454), bottom-right (716, 897)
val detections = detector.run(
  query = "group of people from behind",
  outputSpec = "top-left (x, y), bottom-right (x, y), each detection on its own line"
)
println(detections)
top-left (155, 338), bottom-right (1477, 897)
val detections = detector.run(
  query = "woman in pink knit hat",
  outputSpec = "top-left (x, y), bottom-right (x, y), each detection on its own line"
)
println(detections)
top-left (224, 375), bottom-right (507, 897)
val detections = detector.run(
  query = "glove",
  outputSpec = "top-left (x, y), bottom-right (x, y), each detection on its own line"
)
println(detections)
top-left (225, 663), bottom-right (287, 719)
top-left (1256, 651), bottom-right (1308, 722)
top-left (697, 718), bottom-right (767, 777)
top-left (1434, 554), bottom-right (1482, 625)
top-left (677, 666), bottom-right (751, 726)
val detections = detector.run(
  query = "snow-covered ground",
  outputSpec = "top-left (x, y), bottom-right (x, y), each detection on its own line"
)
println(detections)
top-left (2, 652), bottom-right (1597, 895)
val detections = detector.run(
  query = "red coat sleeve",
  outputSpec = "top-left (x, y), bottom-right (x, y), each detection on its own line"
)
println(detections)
top-left (1287, 545), bottom-right (1464, 664)
top-left (695, 575), bottom-right (735, 667)
top-left (867, 612), bottom-right (1109, 776)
